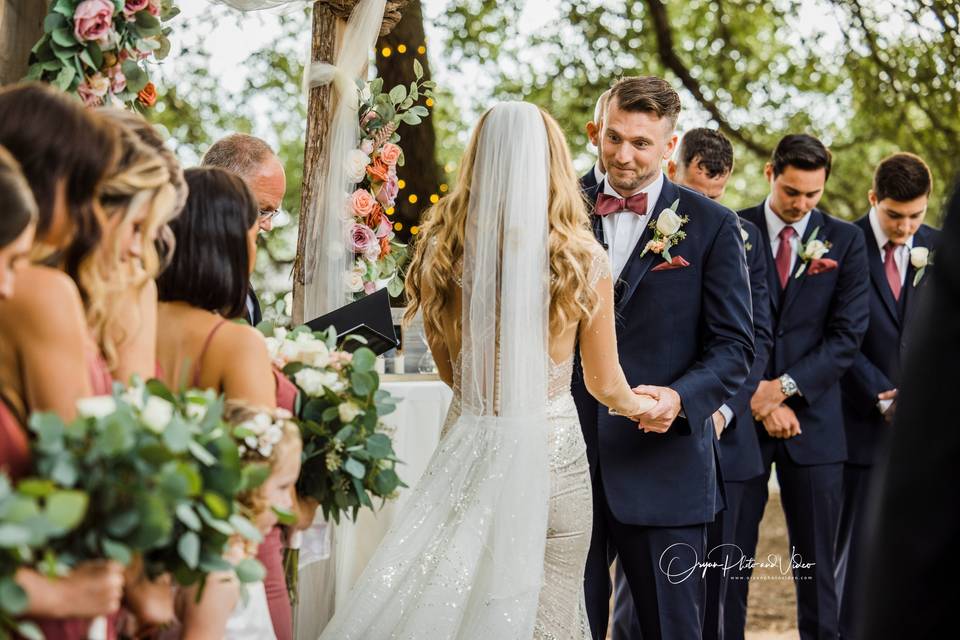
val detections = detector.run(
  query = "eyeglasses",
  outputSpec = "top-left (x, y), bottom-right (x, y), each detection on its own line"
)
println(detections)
top-left (259, 207), bottom-right (283, 222)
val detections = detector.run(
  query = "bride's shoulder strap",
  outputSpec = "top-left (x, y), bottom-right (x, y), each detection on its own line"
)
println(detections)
top-left (588, 245), bottom-right (611, 288)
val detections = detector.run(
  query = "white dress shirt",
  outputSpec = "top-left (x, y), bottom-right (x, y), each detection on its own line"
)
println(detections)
top-left (593, 162), bottom-right (605, 187)
top-left (602, 172), bottom-right (664, 279)
top-left (764, 197), bottom-right (812, 273)
top-left (868, 207), bottom-right (912, 285)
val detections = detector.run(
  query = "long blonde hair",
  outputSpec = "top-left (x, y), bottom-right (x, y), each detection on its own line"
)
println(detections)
top-left (405, 107), bottom-right (600, 341)
top-left (81, 125), bottom-right (176, 369)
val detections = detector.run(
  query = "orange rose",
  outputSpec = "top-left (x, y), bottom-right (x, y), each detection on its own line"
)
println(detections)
top-left (137, 82), bottom-right (157, 107)
top-left (365, 203), bottom-right (384, 228)
top-left (366, 158), bottom-right (390, 183)
top-left (379, 236), bottom-right (391, 256)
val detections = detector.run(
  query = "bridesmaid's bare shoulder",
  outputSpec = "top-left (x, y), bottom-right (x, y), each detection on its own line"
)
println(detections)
top-left (0, 266), bottom-right (87, 337)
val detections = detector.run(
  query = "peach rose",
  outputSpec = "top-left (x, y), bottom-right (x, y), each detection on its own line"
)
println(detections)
top-left (148, 0), bottom-right (162, 16)
top-left (350, 189), bottom-right (376, 219)
top-left (107, 64), bottom-right (126, 93)
top-left (379, 143), bottom-right (402, 167)
top-left (137, 82), bottom-right (157, 107)
top-left (366, 158), bottom-right (390, 184)
top-left (379, 236), bottom-right (391, 256)
top-left (77, 73), bottom-right (110, 106)
top-left (73, 0), bottom-right (115, 44)
top-left (123, 0), bottom-right (150, 20)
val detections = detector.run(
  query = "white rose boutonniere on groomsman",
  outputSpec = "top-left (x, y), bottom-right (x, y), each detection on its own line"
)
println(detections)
top-left (795, 226), bottom-right (837, 278)
top-left (641, 199), bottom-right (690, 269)
top-left (911, 246), bottom-right (932, 286)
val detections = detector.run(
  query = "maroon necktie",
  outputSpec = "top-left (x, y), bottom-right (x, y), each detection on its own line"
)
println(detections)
top-left (884, 241), bottom-right (902, 300)
top-left (775, 226), bottom-right (796, 289)
top-left (595, 192), bottom-right (649, 217)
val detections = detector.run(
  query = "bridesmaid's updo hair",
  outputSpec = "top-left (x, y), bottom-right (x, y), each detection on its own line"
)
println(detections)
top-left (157, 167), bottom-right (258, 319)
top-left (0, 145), bottom-right (38, 247)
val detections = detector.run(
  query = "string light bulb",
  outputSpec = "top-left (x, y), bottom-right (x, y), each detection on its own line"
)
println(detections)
top-left (425, 98), bottom-right (434, 107)
top-left (417, 45), bottom-right (426, 55)
top-left (381, 47), bottom-right (392, 57)
top-left (429, 194), bottom-right (439, 204)
top-left (386, 207), bottom-right (395, 215)
top-left (408, 194), bottom-right (418, 204)
top-left (394, 222), bottom-right (403, 231)
top-left (397, 44), bottom-right (407, 53)
top-left (439, 183), bottom-right (449, 193)
top-left (398, 179), bottom-right (406, 189)
top-left (411, 226), bottom-right (420, 235)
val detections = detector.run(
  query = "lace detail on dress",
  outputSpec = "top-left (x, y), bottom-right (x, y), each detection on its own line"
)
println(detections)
top-left (588, 249), bottom-right (611, 288)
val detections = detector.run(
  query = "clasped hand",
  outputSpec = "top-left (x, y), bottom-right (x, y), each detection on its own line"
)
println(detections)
top-left (627, 385), bottom-right (681, 433)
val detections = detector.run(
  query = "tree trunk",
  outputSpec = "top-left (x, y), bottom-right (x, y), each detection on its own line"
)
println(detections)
top-left (292, 6), bottom-right (344, 325)
top-left (0, 0), bottom-right (49, 86)
top-left (374, 0), bottom-right (440, 241)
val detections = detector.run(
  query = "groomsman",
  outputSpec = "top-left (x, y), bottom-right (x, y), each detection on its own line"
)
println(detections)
top-left (574, 76), bottom-right (754, 640)
top-left (732, 135), bottom-right (870, 640)
top-left (837, 153), bottom-right (938, 639)
top-left (202, 133), bottom-right (287, 326)
top-left (580, 89), bottom-right (611, 192)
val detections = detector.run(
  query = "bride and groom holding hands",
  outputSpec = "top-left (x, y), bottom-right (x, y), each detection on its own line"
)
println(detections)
top-left (319, 75), bottom-right (754, 640)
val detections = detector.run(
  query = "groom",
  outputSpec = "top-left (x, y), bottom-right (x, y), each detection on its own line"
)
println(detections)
top-left (573, 76), bottom-right (754, 640)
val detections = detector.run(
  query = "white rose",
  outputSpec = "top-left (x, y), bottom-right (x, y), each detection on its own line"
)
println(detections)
top-left (345, 150), bottom-right (371, 184)
top-left (280, 339), bottom-right (302, 363)
top-left (740, 227), bottom-right (749, 242)
top-left (338, 401), bottom-right (362, 424)
top-left (656, 209), bottom-right (683, 236)
top-left (264, 336), bottom-right (284, 362)
top-left (346, 270), bottom-right (365, 293)
top-left (910, 246), bottom-right (929, 268)
top-left (141, 396), bottom-right (174, 434)
top-left (804, 239), bottom-right (829, 260)
top-left (76, 396), bottom-right (116, 419)
top-left (294, 368), bottom-right (326, 396)
top-left (184, 401), bottom-right (207, 422)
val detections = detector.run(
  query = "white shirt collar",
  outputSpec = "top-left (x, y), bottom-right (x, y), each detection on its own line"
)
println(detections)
top-left (764, 196), bottom-right (812, 242)
top-left (868, 207), bottom-right (914, 253)
top-left (593, 162), bottom-right (605, 187)
top-left (602, 171), bottom-right (664, 217)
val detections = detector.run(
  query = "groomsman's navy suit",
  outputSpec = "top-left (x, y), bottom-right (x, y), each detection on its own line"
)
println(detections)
top-left (574, 176), bottom-right (754, 640)
top-left (729, 203), bottom-right (869, 640)
top-left (580, 166), bottom-right (600, 193)
top-left (835, 213), bottom-right (938, 639)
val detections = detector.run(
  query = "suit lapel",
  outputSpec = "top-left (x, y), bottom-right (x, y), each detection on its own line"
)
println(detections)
top-left (902, 226), bottom-right (932, 324)
top-left (587, 182), bottom-right (606, 247)
top-left (862, 220), bottom-right (902, 327)
top-left (613, 179), bottom-right (681, 315)
top-left (743, 204), bottom-right (781, 316)
top-left (779, 209), bottom-right (824, 317)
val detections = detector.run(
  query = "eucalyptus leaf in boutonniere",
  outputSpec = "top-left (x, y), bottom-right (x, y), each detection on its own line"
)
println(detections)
top-left (794, 226), bottom-right (833, 278)
top-left (640, 199), bottom-right (689, 263)
top-left (911, 247), bottom-right (932, 286)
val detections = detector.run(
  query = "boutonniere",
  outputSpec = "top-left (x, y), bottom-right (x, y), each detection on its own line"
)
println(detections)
top-left (640, 199), bottom-right (689, 262)
top-left (911, 247), bottom-right (932, 286)
top-left (740, 227), bottom-right (753, 252)
top-left (794, 226), bottom-right (833, 278)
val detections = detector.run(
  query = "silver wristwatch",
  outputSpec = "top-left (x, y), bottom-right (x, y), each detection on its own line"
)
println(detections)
top-left (779, 374), bottom-right (799, 397)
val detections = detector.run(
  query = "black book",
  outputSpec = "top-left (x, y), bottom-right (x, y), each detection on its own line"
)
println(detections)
top-left (305, 288), bottom-right (400, 355)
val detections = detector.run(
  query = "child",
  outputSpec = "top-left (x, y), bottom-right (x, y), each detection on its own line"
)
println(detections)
top-left (176, 402), bottom-right (302, 640)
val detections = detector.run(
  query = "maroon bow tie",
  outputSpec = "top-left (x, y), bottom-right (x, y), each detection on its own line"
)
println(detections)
top-left (595, 192), bottom-right (649, 217)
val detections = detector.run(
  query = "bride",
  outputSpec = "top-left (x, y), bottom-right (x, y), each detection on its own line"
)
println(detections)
top-left (318, 102), bottom-right (654, 639)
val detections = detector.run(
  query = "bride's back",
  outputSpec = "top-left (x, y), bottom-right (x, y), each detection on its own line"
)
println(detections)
top-left (405, 106), bottom-right (602, 371)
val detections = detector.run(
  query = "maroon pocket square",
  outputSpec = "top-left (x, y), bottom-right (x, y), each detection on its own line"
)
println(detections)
top-left (807, 258), bottom-right (838, 276)
top-left (651, 256), bottom-right (691, 271)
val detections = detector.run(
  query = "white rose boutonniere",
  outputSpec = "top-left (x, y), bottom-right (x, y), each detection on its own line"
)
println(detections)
top-left (910, 247), bottom-right (932, 286)
top-left (640, 199), bottom-right (689, 263)
top-left (794, 227), bottom-right (833, 278)
top-left (740, 226), bottom-right (753, 252)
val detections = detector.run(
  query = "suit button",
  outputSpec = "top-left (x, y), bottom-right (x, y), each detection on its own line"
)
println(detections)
top-left (777, 330), bottom-right (785, 337)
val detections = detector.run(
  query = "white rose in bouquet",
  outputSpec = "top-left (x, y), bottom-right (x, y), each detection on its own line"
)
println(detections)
top-left (346, 269), bottom-right (365, 293)
top-left (345, 150), bottom-right (371, 184)
top-left (141, 396), bottom-right (175, 434)
top-left (295, 333), bottom-right (331, 368)
top-left (294, 368), bottom-right (326, 396)
top-left (76, 396), bottom-right (117, 419)
top-left (338, 401), bottom-right (363, 423)
top-left (656, 209), bottom-right (683, 236)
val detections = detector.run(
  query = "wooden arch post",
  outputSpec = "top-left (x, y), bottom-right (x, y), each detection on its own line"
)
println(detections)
top-left (291, 0), bottom-right (407, 324)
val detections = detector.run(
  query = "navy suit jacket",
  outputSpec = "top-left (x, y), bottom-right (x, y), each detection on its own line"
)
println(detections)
top-left (580, 168), bottom-right (599, 193)
top-left (718, 218), bottom-right (772, 482)
top-left (841, 217), bottom-right (939, 465)
top-left (573, 177), bottom-right (754, 527)
top-left (739, 204), bottom-right (870, 465)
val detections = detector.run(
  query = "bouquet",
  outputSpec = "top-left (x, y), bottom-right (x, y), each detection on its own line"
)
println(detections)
top-left (0, 473), bottom-right (87, 640)
top-left (346, 61), bottom-right (436, 298)
top-left (26, 1), bottom-right (180, 109)
top-left (260, 324), bottom-right (404, 523)
top-left (27, 379), bottom-right (267, 592)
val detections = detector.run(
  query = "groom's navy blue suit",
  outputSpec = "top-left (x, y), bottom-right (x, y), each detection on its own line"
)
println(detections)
top-left (835, 215), bottom-right (938, 639)
top-left (574, 177), bottom-right (754, 640)
top-left (727, 204), bottom-right (869, 640)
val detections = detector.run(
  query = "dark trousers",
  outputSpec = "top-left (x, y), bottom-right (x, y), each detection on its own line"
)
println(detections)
top-left (727, 440), bottom-right (843, 640)
top-left (585, 470), bottom-right (707, 640)
top-left (836, 463), bottom-right (871, 640)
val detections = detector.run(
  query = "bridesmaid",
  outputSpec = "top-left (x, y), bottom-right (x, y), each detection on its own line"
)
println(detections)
top-left (155, 167), bottom-right (303, 640)
top-left (0, 82), bottom-right (125, 638)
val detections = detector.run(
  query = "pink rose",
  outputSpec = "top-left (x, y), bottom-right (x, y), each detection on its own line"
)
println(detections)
top-left (77, 73), bottom-right (110, 106)
top-left (73, 0), bottom-right (115, 44)
top-left (350, 189), bottom-right (376, 219)
top-left (375, 217), bottom-right (392, 239)
top-left (148, 0), bottom-right (162, 16)
top-left (349, 223), bottom-right (378, 256)
top-left (379, 143), bottom-right (402, 167)
top-left (123, 0), bottom-right (150, 20)
top-left (376, 175), bottom-right (399, 208)
top-left (363, 281), bottom-right (377, 294)
top-left (107, 64), bottom-right (126, 93)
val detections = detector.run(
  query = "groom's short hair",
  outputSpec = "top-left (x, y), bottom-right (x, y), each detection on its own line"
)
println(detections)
top-left (873, 152), bottom-right (932, 203)
top-left (608, 76), bottom-right (681, 128)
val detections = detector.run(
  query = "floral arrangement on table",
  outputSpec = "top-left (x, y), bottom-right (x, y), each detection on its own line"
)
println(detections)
top-left (345, 60), bottom-right (436, 298)
top-left (26, 0), bottom-right (180, 109)
top-left (0, 473), bottom-right (87, 640)
top-left (259, 324), bottom-right (403, 523)
top-left (25, 380), bottom-right (268, 593)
